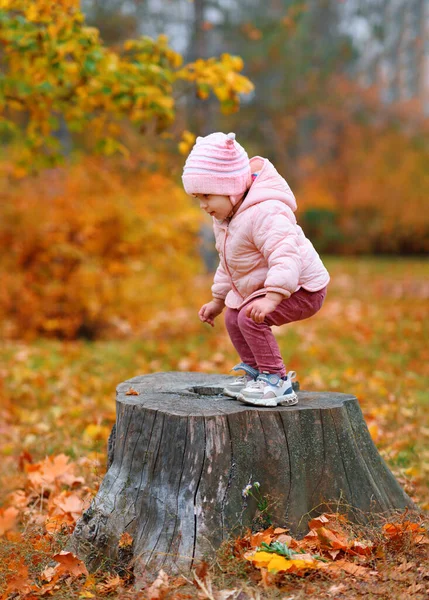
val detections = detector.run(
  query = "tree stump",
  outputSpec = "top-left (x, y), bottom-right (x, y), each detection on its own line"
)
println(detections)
top-left (70, 372), bottom-right (416, 575)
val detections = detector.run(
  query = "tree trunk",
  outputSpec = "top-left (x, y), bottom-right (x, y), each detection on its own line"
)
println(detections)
top-left (70, 371), bottom-right (416, 575)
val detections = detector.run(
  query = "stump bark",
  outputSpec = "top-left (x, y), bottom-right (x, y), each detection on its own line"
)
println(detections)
top-left (71, 371), bottom-right (416, 575)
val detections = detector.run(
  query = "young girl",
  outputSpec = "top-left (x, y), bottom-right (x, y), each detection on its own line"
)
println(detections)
top-left (182, 132), bottom-right (329, 407)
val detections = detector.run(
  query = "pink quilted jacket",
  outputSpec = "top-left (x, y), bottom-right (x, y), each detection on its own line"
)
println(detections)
top-left (211, 156), bottom-right (330, 309)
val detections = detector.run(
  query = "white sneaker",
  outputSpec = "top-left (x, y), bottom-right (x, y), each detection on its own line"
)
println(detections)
top-left (238, 371), bottom-right (298, 407)
top-left (223, 362), bottom-right (259, 398)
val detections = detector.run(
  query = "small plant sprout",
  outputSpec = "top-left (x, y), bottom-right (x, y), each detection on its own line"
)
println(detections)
top-left (242, 484), bottom-right (253, 498)
top-left (242, 481), bottom-right (272, 525)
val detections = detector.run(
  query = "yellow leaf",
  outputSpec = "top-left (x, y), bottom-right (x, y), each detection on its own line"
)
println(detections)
top-left (178, 142), bottom-right (189, 155)
top-left (182, 130), bottom-right (195, 145)
top-left (266, 556), bottom-right (321, 573)
top-left (246, 551), bottom-right (273, 568)
top-left (83, 424), bottom-right (110, 441)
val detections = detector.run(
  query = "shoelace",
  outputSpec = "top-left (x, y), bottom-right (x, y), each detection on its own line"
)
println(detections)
top-left (244, 380), bottom-right (265, 390)
top-left (246, 372), bottom-right (296, 389)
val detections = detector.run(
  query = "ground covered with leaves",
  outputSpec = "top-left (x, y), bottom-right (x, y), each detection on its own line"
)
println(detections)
top-left (0, 258), bottom-right (428, 599)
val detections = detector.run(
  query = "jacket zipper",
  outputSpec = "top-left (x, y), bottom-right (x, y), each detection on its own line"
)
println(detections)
top-left (222, 222), bottom-right (242, 298)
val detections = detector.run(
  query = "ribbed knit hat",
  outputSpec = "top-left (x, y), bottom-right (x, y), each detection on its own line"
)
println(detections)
top-left (182, 132), bottom-right (252, 200)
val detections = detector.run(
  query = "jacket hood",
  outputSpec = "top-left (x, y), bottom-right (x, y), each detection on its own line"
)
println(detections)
top-left (237, 156), bottom-right (297, 214)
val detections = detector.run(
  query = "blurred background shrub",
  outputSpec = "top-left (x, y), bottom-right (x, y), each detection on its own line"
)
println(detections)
top-left (0, 158), bottom-right (200, 339)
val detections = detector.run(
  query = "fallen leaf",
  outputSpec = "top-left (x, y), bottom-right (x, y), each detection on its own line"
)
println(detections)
top-left (308, 513), bottom-right (346, 530)
top-left (45, 513), bottom-right (76, 534)
top-left (41, 566), bottom-right (57, 582)
top-left (126, 387), bottom-right (139, 396)
top-left (51, 551), bottom-right (89, 579)
top-left (407, 583), bottom-right (425, 594)
top-left (259, 567), bottom-right (275, 588)
top-left (26, 454), bottom-right (84, 491)
top-left (3, 560), bottom-right (38, 596)
top-left (245, 551), bottom-right (323, 575)
top-left (266, 555), bottom-right (323, 574)
top-left (51, 492), bottom-right (84, 516)
top-left (193, 560), bottom-right (209, 583)
top-left (215, 589), bottom-right (238, 600)
top-left (119, 531), bottom-right (133, 548)
top-left (7, 489), bottom-right (29, 509)
top-left (308, 514), bottom-right (333, 529)
top-left (0, 506), bottom-right (19, 535)
top-left (96, 574), bottom-right (123, 595)
top-left (273, 527), bottom-right (289, 534)
top-left (382, 520), bottom-right (425, 541)
top-left (350, 539), bottom-right (374, 556)
top-left (316, 526), bottom-right (349, 550)
top-left (147, 569), bottom-right (169, 600)
top-left (328, 559), bottom-right (374, 580)
top-left (328, 583), bottom-right (346, 595)
top-left (249, 526), bottom-right (275, 548)
top-left (397, 560), bottom-right (415, 573)
top-left (416, 534), bottom-right (429, 545)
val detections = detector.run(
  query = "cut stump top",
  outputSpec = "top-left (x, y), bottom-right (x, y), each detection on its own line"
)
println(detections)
top-left (117, 371), bottom-right (356, 416)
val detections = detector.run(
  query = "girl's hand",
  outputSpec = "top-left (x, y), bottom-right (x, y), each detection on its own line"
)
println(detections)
top-left (198, 299), bottom-right (225, 327)
top-left (246, 292), bottom-right (284, 323)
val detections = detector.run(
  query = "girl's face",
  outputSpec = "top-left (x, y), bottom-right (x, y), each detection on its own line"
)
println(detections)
top-left (192, 194), bottom-right (233, 220)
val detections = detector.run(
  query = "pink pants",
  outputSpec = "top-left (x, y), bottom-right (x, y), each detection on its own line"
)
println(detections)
top-left (224, 286), bottom-right (327, 377)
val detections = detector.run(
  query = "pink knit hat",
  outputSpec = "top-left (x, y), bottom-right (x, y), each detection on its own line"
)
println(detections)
top-left (182, 132), bottom-right (252, 201)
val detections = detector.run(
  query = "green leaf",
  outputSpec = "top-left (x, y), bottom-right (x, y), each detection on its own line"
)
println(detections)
top-left (83, 57), bottom-right (97, 74)
top-left (37, 81), bottom-right (54, 93)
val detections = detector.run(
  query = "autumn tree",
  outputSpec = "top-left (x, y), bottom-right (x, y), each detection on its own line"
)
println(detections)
top-left (0, 0), bottom-right (253, 171)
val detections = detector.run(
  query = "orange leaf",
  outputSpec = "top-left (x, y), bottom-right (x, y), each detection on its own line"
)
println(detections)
top-left (316, 526), bottom-right (349, 550)
top-left (96, 574), bottom-right (123, 595)
top-left (45, 513), bottom-right (76, 534)
top-left (273, 527), bottom-right (289, 534)
top-left (4, 560), bottom-right (37, 596)
top-left (349, 540), bottom-right (374, 556)
top-left (147, 569), bottom-right (170, 600)
top-left (308, 512), bottom-right (346, 530)
top-left (119, 532), bottom-right (133, 548)
top-left (328, 559), bottom-right (375, 580)
top-left (41, 566), bottom-right (57, 583)
top-left (249, 526), bottom-right (275, 548)
top-left (51, 551), bottom-right (89, 579)
top-left (26, 454), bottom-right (84, 491)
top-left (382, 520), bottom-right (426, 541)
top-left (51, 492), bottom-right (84, 517)
top-left (0, 506), bottom-right (19, 535)
top-left (126, 387), bottom-right (139, 395)
top-left (308, 514), bottom-right (332, 529)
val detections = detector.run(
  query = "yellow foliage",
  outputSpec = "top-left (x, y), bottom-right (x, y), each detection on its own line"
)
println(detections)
top-left (0, 158), bottom-right (202, 339)
top-left (83, 424), bottom-right (111, 442)
top-left (247, 551), bottom-right (323, 573)
top-left (177, 53), bottom-right (254, 114)
top-left (178, 130), bottom-right (196, 155)
top-left (0, 3), bottom-right (252, 170)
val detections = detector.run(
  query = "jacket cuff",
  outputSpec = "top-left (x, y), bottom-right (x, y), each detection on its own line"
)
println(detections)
top-left (265, 287), bottom-right (292, 298)
top-left (212, 293), bottom-right (227, 301)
